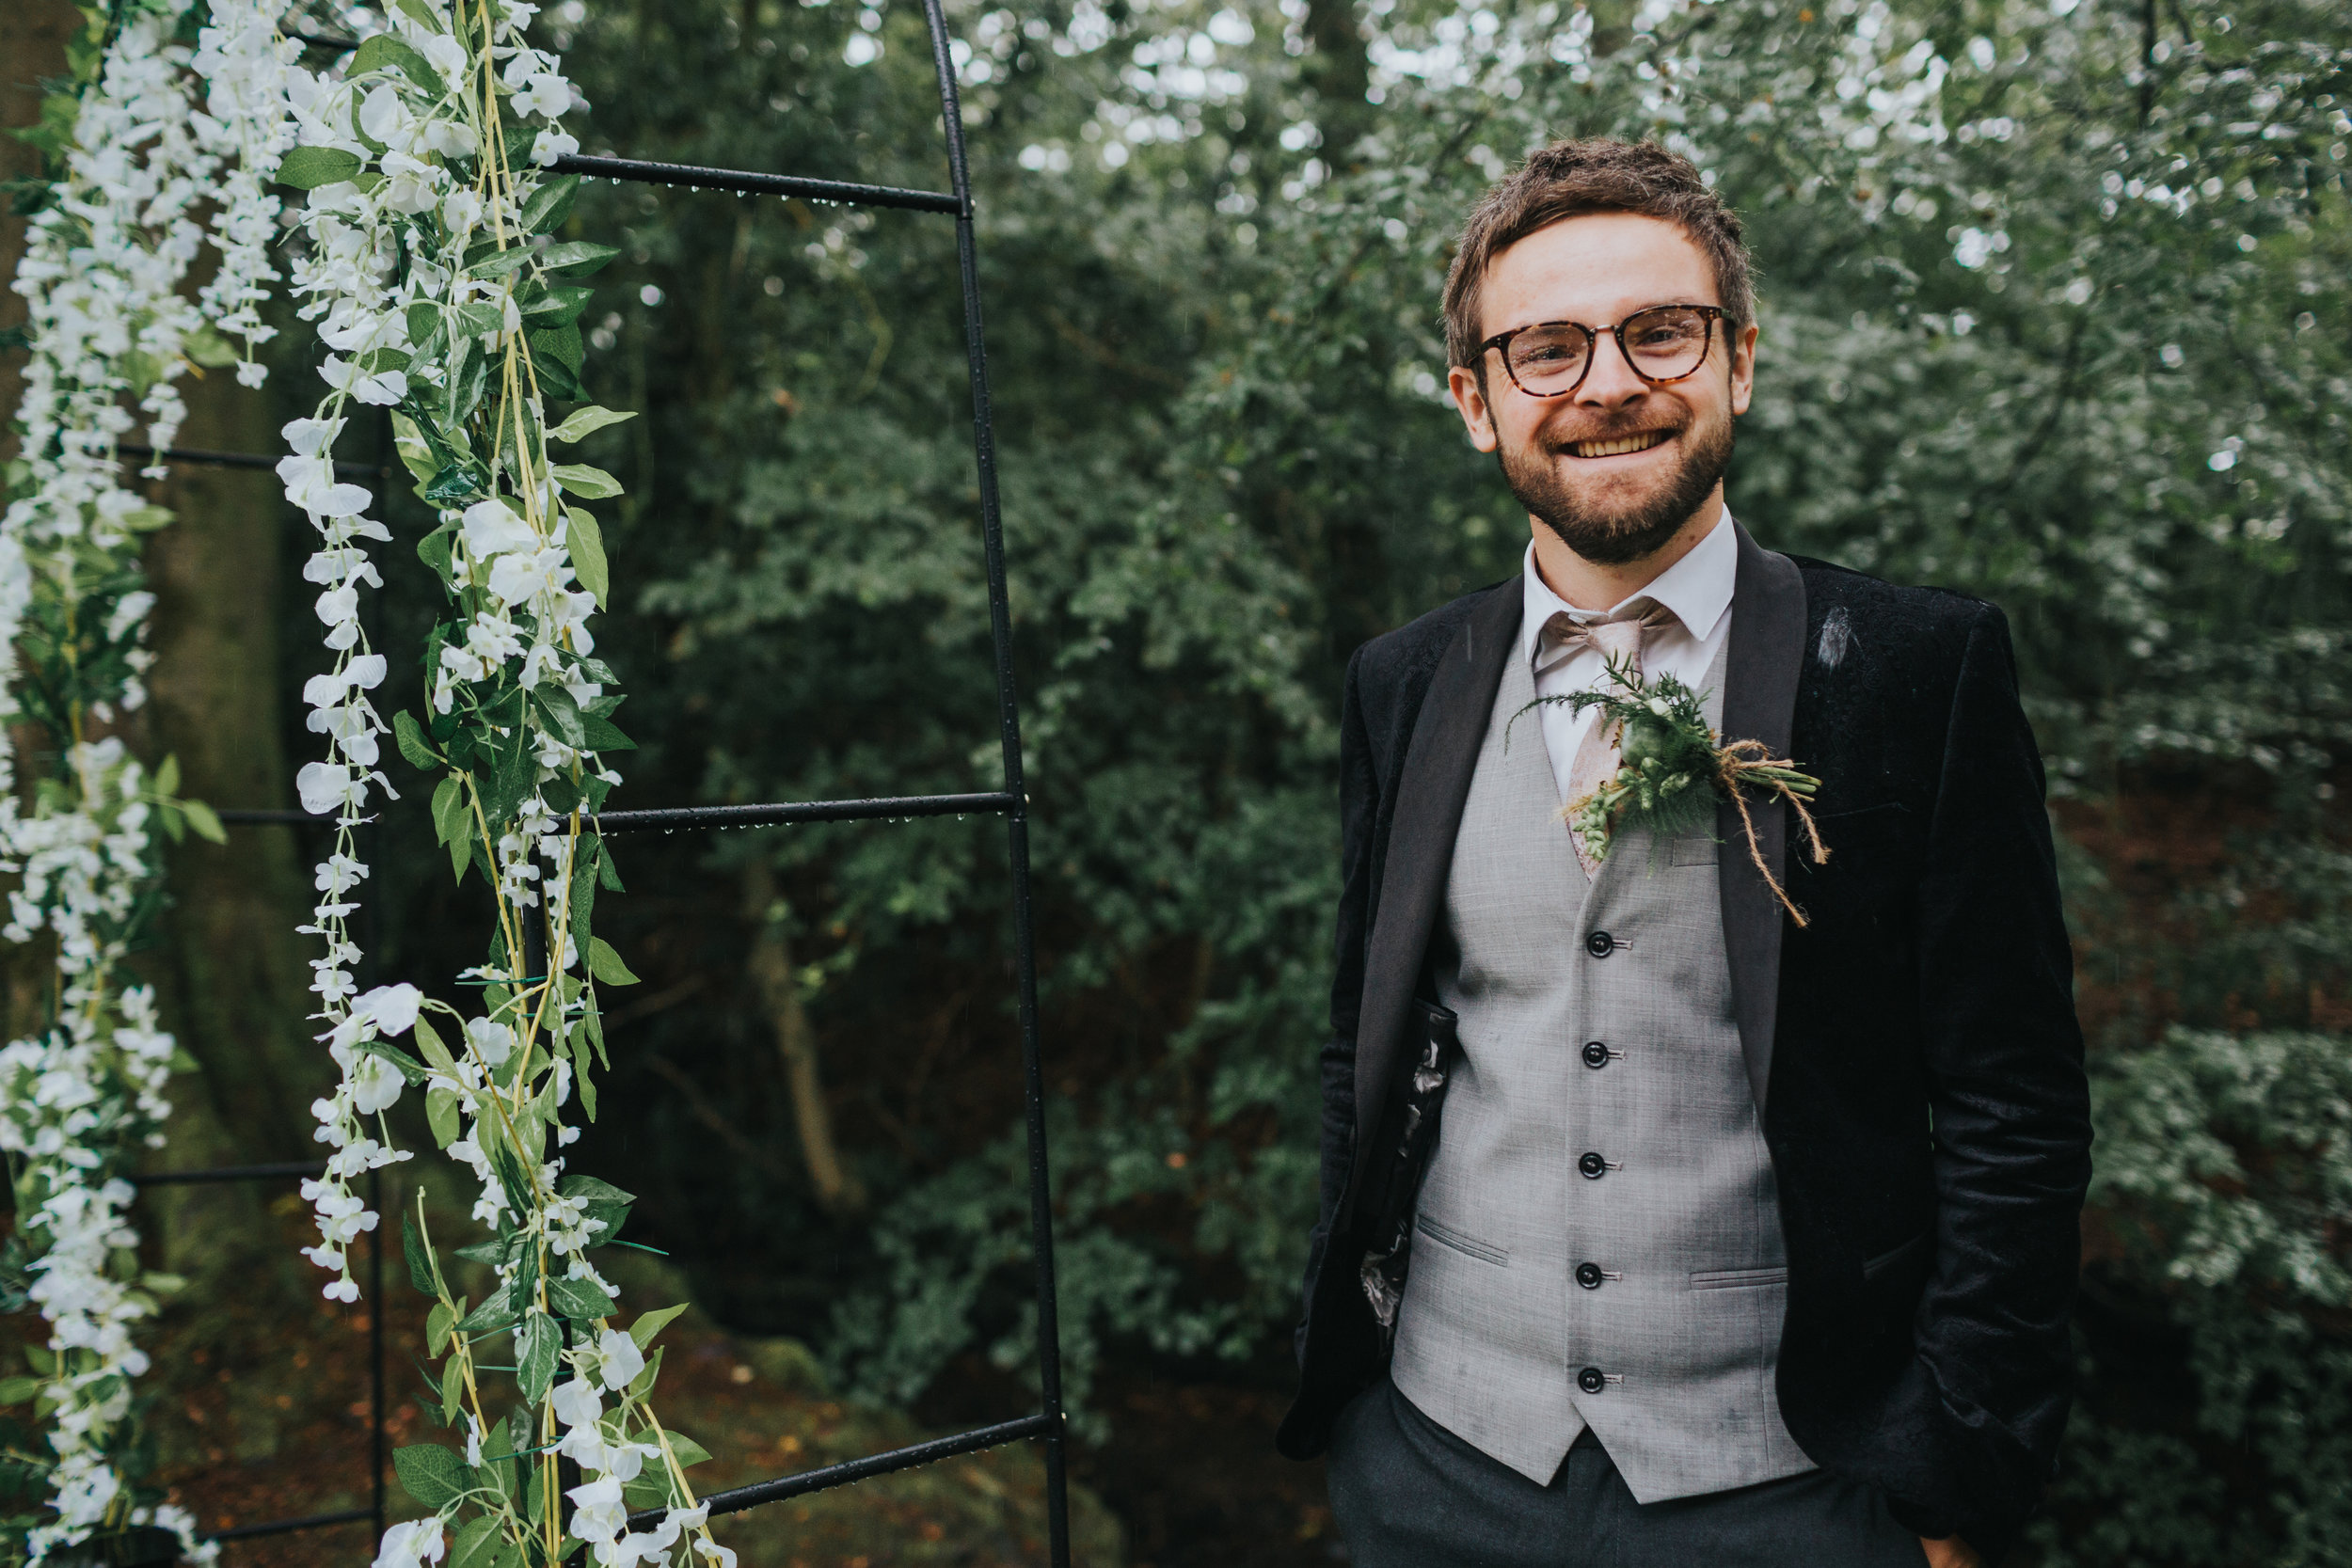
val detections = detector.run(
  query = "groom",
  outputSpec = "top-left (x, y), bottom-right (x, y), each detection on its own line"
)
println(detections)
top-left (1277, 139), bottom-right (2091, 1568)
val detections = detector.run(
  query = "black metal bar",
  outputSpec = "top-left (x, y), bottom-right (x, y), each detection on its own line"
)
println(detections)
top-left (550, 152), bottom-right (961, 215)
top-left (128, 1161), bottom-right (326, 1187)
top-left (628, 1414), bottom-right (1053, 1529)
top-left (587, 790), bottom-right (1014, 834)
top-left (915, 3), bottom-right (1073, 1561)
top-left (199, 1505), bottom-right (372, 1544)
top-left (118, 442), bottom-right (382, 482)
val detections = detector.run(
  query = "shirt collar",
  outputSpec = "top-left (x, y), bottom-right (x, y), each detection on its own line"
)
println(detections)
top-left (1519, 510), bottom-right (1740, 665)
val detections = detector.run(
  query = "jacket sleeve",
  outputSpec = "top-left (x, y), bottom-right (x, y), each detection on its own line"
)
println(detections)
top-left (1897, 604), bottom-right (2093, 1545)
top-left (1296, 642), bottom-right (1376, 1364)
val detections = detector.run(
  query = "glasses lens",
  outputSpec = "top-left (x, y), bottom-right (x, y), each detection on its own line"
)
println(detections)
top-left (1505, 325), bottom-right (1593, 392)
top-left (1621, 307), bottom-right (1713, 380)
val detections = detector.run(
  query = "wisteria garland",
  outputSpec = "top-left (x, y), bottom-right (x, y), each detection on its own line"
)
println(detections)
top-left (0, 4), bottom-right (295, 1560)
top-left (272, 4), bottom-right (725, 1564)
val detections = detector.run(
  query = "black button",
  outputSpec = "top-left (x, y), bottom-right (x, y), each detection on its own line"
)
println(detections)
top-left (1577, 1366), bottom-right (1607, 1394)
top-left (1575, 1261), bottom-right (1605, 1290)
top-left (1578, 1151), bottom-right (1608, 1180)
top-left (1581, 1040), bottom-right (1609, 1069)
top-left (1585, 930), bottom-right (1615, 958)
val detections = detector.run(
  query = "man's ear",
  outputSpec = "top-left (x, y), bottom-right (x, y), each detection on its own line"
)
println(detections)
top-left (1729, 319), bottom-right (1759, 418)
top-left (1449, 362), bottom-right (1501, 453)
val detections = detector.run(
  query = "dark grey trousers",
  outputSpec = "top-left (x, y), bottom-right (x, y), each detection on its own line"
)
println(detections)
top-left (1326, 1378), bottom-right (1929, 1568)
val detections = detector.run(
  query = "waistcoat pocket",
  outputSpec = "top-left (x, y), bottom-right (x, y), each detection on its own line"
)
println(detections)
top-left (1689, 1265), bottom-right (1788, 1291)
top-left (1415, 1213), bottom-right (1508, 1267)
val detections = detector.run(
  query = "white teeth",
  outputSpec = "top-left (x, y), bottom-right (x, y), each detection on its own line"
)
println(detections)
top-left (1571, 432), bottom-right (1670, 458)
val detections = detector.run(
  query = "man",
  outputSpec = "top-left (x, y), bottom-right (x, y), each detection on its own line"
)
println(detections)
top-left (1277, 139), bottom-right (2091, 1568)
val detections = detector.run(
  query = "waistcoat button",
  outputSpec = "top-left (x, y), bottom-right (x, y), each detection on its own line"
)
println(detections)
top-left (1575, 1261), bottom-right (1605, 1290)
top-left (1584, 930), bottom-right (1615, 958)
top-left (1578, 1150), bottom-right (1608, 1180)
top-left (1577, 1366), bottom-right (1607, 1394)
top-left (1581, 1040), bottom-right (1609, 1069)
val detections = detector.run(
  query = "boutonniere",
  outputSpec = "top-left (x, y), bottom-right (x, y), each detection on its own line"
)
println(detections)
top-left (1511, 657), bottom-right (1830, 925)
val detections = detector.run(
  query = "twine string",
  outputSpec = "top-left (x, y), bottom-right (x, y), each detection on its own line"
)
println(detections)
top-left (1713, 738), bottom-right (1829, 927)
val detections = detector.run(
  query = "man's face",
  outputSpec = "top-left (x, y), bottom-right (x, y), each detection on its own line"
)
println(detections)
top-left (1448, 213), bottom-right (1758, 566)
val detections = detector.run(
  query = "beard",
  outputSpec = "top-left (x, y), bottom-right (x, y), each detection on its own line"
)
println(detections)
top-left (1497, 406), bottom-right (1736, 566)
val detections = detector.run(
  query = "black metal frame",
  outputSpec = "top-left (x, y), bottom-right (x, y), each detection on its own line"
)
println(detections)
top-left (120, 1), bottom-right (1072, 1559)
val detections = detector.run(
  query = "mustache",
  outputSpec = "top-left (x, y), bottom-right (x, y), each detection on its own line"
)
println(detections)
top-left (1540, 418), bottom-right (1688, 451)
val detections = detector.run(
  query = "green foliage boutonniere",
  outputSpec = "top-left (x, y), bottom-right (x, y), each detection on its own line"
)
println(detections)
top-left (1514, 657), bottom-right (1831, 924)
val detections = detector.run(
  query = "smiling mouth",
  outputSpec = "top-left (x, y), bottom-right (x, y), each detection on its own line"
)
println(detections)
top-left (1565, 430), bottom-right (1675, 459)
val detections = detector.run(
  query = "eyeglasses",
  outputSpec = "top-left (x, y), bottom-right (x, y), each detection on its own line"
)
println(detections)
top-left (1478, 304), bottom-right (1728, 398)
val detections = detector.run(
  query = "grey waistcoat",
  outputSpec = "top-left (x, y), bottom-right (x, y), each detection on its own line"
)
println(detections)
top-left (1388, 639), bottom-right (1815, 1501)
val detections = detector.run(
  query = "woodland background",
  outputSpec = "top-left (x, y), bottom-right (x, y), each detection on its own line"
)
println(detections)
top-left (3, 0), bottom-right (2349, 1561)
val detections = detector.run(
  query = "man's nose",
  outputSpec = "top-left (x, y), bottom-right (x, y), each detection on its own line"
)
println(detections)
top-left (1574, 330), bottom-right (1648, 409)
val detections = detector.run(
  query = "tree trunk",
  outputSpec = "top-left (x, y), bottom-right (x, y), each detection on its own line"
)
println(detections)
top-left (742, 861), bottom-right (866, 1214)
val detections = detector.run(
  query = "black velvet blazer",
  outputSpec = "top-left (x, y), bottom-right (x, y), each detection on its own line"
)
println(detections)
top-left (1278, 522), bottom-right (2092, 1560)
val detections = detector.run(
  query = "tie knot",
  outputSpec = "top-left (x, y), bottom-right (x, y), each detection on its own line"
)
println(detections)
top-left (1538, 600), bottom-right (1676, 673)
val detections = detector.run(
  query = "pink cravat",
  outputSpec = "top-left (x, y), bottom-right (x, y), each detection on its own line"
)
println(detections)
top-left (1540, 602), bottom-right (1678, 876)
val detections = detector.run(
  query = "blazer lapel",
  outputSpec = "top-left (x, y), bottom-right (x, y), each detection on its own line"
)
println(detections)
top-left (1715, 520), bottom-right (1807, 1117)
top-left (1345, 582), bottom-right (1521, 1210)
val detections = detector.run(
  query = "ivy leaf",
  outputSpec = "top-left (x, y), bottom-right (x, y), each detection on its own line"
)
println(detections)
top-left (564, 507), bottom-right (609, 606)
top-left (549, 462), bottom-right (621, 499)
top-left (548, 405), bottom-right (637, 443)
top-left (586, 938), bottom-right (640, 987)
top-left (393, 1443), bottom-right (469, 1510)
top-left (394, 710), bottom-right (439, 770)
top-left (516, 1309), bottom-right (561, 1403)
top-left (276, 146), bottom-right (363, 190)
top-left (519, 174), bottom-right (580, 234)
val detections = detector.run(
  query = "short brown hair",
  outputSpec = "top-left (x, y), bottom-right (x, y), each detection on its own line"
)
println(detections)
top-left (1442, 138), bottom-right (1756, 369)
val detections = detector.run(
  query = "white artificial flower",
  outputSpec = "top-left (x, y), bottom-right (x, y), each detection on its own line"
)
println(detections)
top-left (349, 1052), bottom-right (404, 1116)
top-left (594, 1327), bottom-right (646, 1392)
top-left (550, 1377), bottom-right (603, 1430)
top-left (466, 1017), bottom-right (516, 1067)
top-left (371, 1517), bottom-right (445, 1568)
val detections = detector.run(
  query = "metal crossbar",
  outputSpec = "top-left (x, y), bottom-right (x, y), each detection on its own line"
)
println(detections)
top-left (120, 0), bottom-right (1073, 1559)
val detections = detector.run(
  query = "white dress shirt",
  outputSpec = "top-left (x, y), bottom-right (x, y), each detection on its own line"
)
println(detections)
top-left (1519, 513), bottom-right (1740, 804)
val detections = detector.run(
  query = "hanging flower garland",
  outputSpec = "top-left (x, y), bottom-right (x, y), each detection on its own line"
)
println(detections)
top-left (0, 4), bottom-right (296, 1562)
top-left (272, 4), bottom-right (725, 1563)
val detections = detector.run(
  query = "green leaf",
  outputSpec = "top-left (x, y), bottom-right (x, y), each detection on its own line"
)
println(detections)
top-left (454, 300), bottom-right (505, 341)
top-left (0, 1375), bottom-right (41, 1406)
top-left (396, 0), bottom-right (447, 33)
top-left (529, 323), bottom-right (584, 373)
top-left (183, 325), bottom-right (238, 369)
top-left (439, 1354), bottom-right (465, 1423)
top-left (533, 684), bottom-right (588, 750)
top-left (626, 1344), bottom-right (663, 1400)
top-left (549, 462), bottom-right (620, 499)
top-left (402, 1210), bottom-right (437, 1295)
top-left (414, 1014), bottom-right (456, 1074)
top-left (627, 1302), bottom-right (689, 1351)
top-left (469, 245), bottom-right (537, 280)
top-left (664, 1433), bottom-right (713, 1467)
top-left (516, 1309), bottom-right (561, 1403)
top-left (277, 145), bottom-right (364, 190)
top-left (179, 800), bottom-right (227, 845)
top-left (394, 710), bottom-right (439, 770)
top-left (360, 1037), bottom-right (430, 1085)
top-left (522, 284), bottom-right (596, 327)
top-left (519, 173), bottom-right (580, 234)
top-left (544, 1273), bottom-right (612, 1322)
top-left (564, 506), bottom-right (610, 606)
top-left (538, 241), bottom-right (622, 276)
top-left (426, 1085), bottom-right (462, 1149)
top-left (352, 34), bottom-right (444, 94)
top-left (450, 1513), bottom-right (505, 1568)
top-left (361, 345), bottom-right (412, 374)
top-left (393, 1443), bottom-right (469, 1509)
top-left (580, 714), bottom-right (636, 752)
top-left (548, 405), bottom-right (636, 443)
top-left (586, 938), bottom-right (640, 987)
top-left (431, 775), bottom-right (468, 848)
top-left (152, 753), bottom-right (181, 798)
top-left (456, 1277), bottom-right (520, 1335)
top-left (425, 1301), bottom-right (456, 1357)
